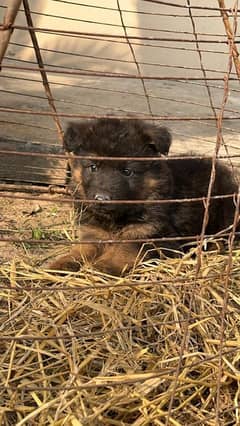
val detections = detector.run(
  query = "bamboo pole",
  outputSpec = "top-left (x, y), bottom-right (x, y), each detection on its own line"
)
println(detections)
top-left (0, 0), bottom-right (22, 68)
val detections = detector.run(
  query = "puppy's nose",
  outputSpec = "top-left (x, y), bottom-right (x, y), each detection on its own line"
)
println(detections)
top-left (94, 193), bottom-right (111, 201)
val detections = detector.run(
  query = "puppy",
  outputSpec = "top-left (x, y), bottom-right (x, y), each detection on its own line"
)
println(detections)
top-left (49, 118), bottom-right (238, 275)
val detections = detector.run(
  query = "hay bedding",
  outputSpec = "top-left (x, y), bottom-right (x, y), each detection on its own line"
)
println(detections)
top-left (1, 247), bottom-right (240, 425)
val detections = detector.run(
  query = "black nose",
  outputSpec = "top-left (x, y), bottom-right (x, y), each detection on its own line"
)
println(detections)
top-left (94, 193), bottom-right (111, 201)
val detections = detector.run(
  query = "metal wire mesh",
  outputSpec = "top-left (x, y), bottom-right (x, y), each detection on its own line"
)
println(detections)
top-left (0, 1), bottom-right (240, 424)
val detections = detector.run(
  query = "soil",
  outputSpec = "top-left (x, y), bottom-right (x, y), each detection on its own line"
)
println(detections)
top-left (0, 191), bottom-right (74, 265)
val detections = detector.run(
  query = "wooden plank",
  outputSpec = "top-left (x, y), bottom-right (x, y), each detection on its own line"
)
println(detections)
top-left (0, 137), bottom-right (66, 185)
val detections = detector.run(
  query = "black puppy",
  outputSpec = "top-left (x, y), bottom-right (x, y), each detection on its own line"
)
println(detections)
top-left (49, 118), bottom-right (238, 275)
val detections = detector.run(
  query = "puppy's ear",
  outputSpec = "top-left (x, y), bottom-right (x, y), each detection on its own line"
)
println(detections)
top-left (63, 122), bottom-right (86, 153)
top-left (145, 125), bottom-right (172, 155)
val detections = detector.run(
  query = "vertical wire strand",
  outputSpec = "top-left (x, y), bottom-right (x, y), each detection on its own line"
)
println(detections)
top-left (116, 0), bottom-right (153, 116)
top-left (218, 0), bottom-right (240, 78)
top-left (215, 4), bottom-right (239, 421)
top-left (187, 0), bottom-right (233, 168)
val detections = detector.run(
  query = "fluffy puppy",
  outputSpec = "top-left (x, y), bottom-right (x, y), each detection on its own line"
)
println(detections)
top-left (49, 118), bottom-right (238, 275)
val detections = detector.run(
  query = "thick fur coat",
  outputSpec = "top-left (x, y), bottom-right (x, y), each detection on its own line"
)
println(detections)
top-left (49, 118), bottom-right (238, 275)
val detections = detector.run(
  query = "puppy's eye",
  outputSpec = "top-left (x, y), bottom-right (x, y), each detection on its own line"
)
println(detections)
top-left (89, 164), bottom-right (98, 172)
top-left (121, 168), bottom-right (133, 177)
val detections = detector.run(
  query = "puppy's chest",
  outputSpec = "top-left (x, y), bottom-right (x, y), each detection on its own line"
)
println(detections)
top-left (78, 209), bottom-right (146, 234)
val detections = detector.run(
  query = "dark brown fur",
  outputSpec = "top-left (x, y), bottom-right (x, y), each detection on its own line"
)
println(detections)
top-left (49, 118), bottom-right (239, 275)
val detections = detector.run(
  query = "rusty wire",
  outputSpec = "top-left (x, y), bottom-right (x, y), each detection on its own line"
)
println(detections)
top-left (1, 346), bottom-right (240, 393)
top-left (2, 24), bottom-right (239, 42)
top-left (0, 313), bottom-right (232, 341)
top-left (0, 1), bottom-right (240, 416)
top-left (3, 2), bottom-right (239, 18)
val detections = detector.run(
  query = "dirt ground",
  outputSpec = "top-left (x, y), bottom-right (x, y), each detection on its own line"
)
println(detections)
top-left (0, 190), bottom-right (75, 265)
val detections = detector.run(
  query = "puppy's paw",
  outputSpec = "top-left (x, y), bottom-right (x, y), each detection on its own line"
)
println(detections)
top-left (48, 254), bottom-right (82, 273)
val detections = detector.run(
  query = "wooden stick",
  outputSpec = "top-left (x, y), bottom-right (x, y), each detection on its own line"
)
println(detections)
top-left (0, 0), bottom-right (22, 67)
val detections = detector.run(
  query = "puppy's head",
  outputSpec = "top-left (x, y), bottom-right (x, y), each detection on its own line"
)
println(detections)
top-left (64, 118), bottom-right (171, 157)
top-left (64, 118), bottom-right (172, 216)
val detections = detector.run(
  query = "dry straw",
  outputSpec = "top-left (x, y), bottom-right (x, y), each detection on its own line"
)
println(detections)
top-left (1, 248), bottom-right (240, 425)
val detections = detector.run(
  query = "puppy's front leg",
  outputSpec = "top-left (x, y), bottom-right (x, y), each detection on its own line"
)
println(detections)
top-left (94, 243), bottom-right (140, 275)
top-left (94, 223), bottom-right (158, 275)
top-left (123, 221), bottom-right (181, 256)
top-left (49, 225), bottom-right (109, 272)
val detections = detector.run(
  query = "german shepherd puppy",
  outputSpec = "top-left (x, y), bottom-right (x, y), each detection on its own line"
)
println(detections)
top-left (49, 118), bottom-right (238, 275)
